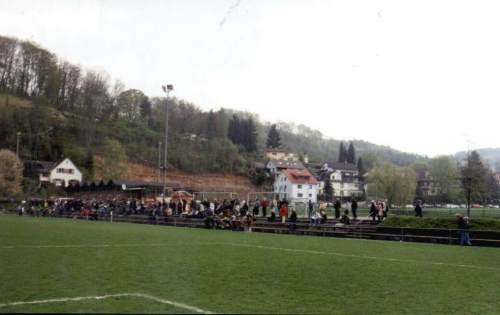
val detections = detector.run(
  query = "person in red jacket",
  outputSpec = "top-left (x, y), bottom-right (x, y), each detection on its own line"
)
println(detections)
top-left (279, 204), bottom-right (288, 224)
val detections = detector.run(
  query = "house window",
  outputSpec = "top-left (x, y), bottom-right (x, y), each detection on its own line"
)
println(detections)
top-left (53, 179), bottom-right (64, 186)
top-left (297, 184), bottom-right (302, 189)
top-left (297, 193), bottom-right (303, 198)
top-left (309, 185), bottom-right (312, 189)
top-left (57, 168), bottom-right (74, 174)
top-left (309, 194), bottom-right (312, 197)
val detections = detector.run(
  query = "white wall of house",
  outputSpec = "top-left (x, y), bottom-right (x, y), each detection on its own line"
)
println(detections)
top-left (47, 158), bottom-right (82, 187)
top-left (329, 170), bottom-right (362, 198)
top-left (274, 173), bottom-right (318, 203)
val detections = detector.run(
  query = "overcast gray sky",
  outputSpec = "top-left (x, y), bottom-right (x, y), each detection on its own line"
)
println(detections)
top-left (1, 0), bottom-right (499, 157)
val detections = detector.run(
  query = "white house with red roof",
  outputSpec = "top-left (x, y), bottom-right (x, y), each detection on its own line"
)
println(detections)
top-left (274, 168), bottom-right (319, 203)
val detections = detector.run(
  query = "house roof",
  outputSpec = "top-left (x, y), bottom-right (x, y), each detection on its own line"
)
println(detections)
top-left (325, 162), bottom-right (359, 171)
top-left (254, 161), bottom-right (267, 169)
top-left (415, 169), bottom-right (429, 181)
top-left (24, 160), bottom-right (57, 173)
top-left (282, 169), bottom-right (318, 185)
top-left (264, 148), bottom-right (289, 153)
top-left (25, 158), bottom-right (81, 173)
top-left (268, 159), bottom-right (305, 170)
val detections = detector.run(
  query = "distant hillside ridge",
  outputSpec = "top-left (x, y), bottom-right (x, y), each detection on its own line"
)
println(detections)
top-left (455, 148), bottom-right (500, 170)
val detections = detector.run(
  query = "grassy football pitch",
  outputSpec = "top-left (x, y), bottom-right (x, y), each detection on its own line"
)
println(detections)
top-left (1, 214), bottom-right (500, 314)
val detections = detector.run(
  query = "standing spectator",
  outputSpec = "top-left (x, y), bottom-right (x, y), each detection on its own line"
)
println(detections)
top-left (383, 201), bottom-right (389, 219)
top-left (369, 201), bottom-right (377, 222)
top-left (279, 203), bottom-right (288, 224)
top-left (243, 212), bottom-right (254, 232)
top-left (308, 200), bottom-right (314, 219)
top-left (351, 199), bottom-right (358, 220)
top-left (456, 214), bottom-right (472, 246)
top-left (241, 200), bottom-right (249, 216)
top-left (289, 209), bottom-right (298, 231)
top-left (252, 199), bottom-right (259, 217)
top-left (334, 199), bottom-right (341, 219)
top-left (176, 201), bottom-right (183, 215)
top-left (378, 201), bottom-right (385, 222)
top-left (415, 201), bottom-right (423, 217)
top-left (17, 205), bottom-right (23, 216)
top-left (260, 198), bottom-right (269, 218)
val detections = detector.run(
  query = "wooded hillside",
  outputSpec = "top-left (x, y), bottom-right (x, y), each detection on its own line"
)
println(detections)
top-left (0, 34), bottom-right (425, 181)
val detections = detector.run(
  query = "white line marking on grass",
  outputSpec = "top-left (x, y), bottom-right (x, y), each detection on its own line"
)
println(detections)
top-left (221, 243), bottom-right (500, 272)
top-left (0, 243), bottom-right (180, 249)
top-left (0, 293), bottom-right (213, 314)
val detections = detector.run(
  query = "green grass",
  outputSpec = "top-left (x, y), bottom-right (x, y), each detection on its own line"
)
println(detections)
top-left (1, 214), bottom-right (500, 314)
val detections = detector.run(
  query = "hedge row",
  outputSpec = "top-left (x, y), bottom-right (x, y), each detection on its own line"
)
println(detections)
top-left (380, 216), bottom-right (500, 231)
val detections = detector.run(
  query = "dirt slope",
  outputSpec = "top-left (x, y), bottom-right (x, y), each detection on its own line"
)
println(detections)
top-left (125, 161), bottom-right (262, 198)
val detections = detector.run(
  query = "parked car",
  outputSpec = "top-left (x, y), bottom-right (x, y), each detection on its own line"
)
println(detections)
top-left (445, 204), bottom-right (459, 209)
top-left (471, 204), bottom-right (482, 208)
top-left (405, 204), bottom-right (414, 209)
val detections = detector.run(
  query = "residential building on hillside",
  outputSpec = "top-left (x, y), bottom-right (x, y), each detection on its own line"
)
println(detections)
top-left (494, 172), bottom-right (500, 186)
top-left (416, 168), bottom-right (437, 198)
top-left (266, 159), bottom-right (305, 176)
top-left (274, 169), bottom-right (319, 203)
top-left (264, 149), bottom-right (299, 162)
top-left (317, 162), bottom-right (365, 198)
top-left (24, 158), bottom-right (83, 187)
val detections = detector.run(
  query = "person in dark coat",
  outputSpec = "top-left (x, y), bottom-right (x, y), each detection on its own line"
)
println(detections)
top-left (456, 214), bottom-right (472, 246)
top-left (308, 200), bottom-right (314, 218)
top-left (369, 201), bottom-right (377, 222)
top-left (288, 210), bottom-right (298, 231)
top-left (351, 199), bottom-right (358, 220)
top-left (334, 199), bottom-right (341, 219)
top-left (268, 210), bottom-right (276, 222)
top-left (253, 199), bottom-right (260, 217)
top-left (415, 201), bottom-right (423, 217)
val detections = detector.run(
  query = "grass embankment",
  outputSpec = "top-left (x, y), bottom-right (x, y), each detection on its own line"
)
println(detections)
top-left (1, 214), bottom-right (500, 314)
top-left (380, 216), bottom-right (500, 231)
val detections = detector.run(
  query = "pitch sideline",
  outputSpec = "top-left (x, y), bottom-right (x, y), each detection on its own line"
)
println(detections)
top-left (3, 241), bottom-right (499, 271)
top-left (0, 293), bottom-right (214, 314)
top-left (221, 242), bottom-right (500, 272)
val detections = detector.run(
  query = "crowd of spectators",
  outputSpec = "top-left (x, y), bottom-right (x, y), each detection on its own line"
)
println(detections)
top-left (14, 197), bottom-right (300, 230)
top-left (14, 196), bottom-right (367, 231)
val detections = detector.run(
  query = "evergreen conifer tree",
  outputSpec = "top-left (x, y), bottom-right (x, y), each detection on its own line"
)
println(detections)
top-left (347, 142), bottom-right (356, 164)
top-left (266, 124), bottom-right (281, 148)
top-left (357, 157), bottom-right (365, 181)
top-left (205, 110), bottom-right (217, 140)
top-left (338, 142), bottom-right (347, 163)
top-left (324, 176), bottom-right (334, 202)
